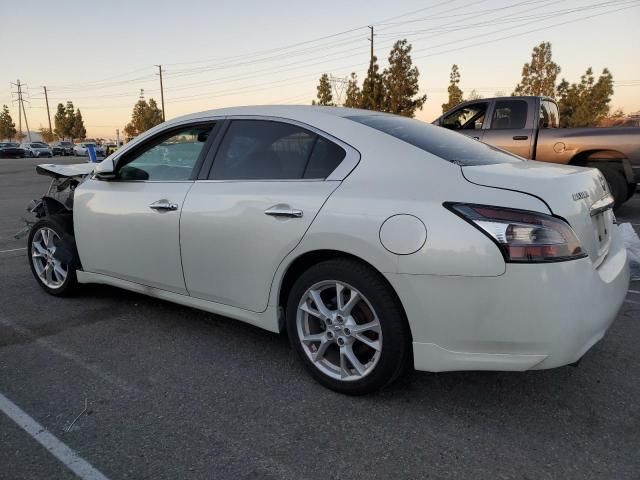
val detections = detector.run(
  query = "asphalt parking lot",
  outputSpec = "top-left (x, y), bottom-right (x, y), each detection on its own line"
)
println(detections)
top-left (1, 156), bottom-right (639, 480)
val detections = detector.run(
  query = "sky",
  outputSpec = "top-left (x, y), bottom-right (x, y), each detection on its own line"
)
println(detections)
top-left (1, 0), bottom-right (639, 139)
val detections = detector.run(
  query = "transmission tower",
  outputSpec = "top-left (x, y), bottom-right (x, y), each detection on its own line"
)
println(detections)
top-left (329, 75), bottom-right (348, 106)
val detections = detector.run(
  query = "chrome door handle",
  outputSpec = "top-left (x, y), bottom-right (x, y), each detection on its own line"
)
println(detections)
top-left (472, 136), bottom-right (480, 140)
top-left (149, 199), bottom-right (179, 211)
top-left (264, 205), bottom-right (303, 218)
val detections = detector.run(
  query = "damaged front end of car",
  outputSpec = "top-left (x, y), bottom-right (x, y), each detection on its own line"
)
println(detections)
top-left (15, 164), bottom-right (96, 267)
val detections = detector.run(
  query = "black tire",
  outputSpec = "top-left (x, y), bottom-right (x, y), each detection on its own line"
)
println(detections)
top-left (598, 165), bottom-right (628, 208)
top-left (626, 182), bottom-right (636, 201)
top-left (286, 258), bottom-right (411, 395)
top-left (27, 216), bottom-right (79, 296)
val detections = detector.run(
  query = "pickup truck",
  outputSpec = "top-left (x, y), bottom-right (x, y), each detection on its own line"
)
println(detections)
top-left (434, 96), bottom-right (640, 206)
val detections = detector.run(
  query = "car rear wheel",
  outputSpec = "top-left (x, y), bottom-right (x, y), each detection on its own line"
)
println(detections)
top-left (286, 258), bottom-right (411, 395)
top-left (28, 218), bottom-right (78, 296)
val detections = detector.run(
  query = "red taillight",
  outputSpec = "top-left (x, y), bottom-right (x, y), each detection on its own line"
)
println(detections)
top-left (446, 203), bottom-right (587, 263)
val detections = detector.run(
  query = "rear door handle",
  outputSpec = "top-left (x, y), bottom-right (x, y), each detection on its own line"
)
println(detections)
top-left (149, 199), bottom-right (179, 211)
top-left (513, 135), bottom-right (529, 140)
top-left (264, 205), bottom-right (303, 218)
top-left (472, 136), bottom-right (480, 140)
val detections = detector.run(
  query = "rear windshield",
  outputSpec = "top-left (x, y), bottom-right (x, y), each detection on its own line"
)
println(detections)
top-left (346, 114), bottom-right (523, 166)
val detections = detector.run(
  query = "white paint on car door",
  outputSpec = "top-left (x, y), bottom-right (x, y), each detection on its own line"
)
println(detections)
top-left (74, 180), bottom-right (193, 294)
top-left (180, 181), bottom-right (339, 312)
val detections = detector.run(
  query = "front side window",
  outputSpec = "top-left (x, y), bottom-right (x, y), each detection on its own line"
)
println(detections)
top-left (490, 100), bottom-right (528, 129)
top-left (540, 100), bottom-right (559, 128)
top-left (442, 103), bottom-right (488, 130)
top-left (118, 124), bottom-right (213, 181)
top-left (210, 120), bottom-right (345, 180)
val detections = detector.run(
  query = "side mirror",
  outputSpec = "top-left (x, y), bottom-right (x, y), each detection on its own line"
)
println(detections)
top-left (94, 157), bottom-right (117, 180)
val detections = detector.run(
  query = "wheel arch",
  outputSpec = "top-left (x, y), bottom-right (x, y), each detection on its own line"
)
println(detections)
top-left (276, 249), bottom-right (411, 340)
top-left (569, 149), bottom-right (628, 165)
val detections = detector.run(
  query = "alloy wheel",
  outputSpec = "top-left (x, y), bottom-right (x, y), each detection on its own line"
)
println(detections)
top-left (296, 280), bottom-right (382, 381)
top-left (31, 227), bottom-right (68, 289)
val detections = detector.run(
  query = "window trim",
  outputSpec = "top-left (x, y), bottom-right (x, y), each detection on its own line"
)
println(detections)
top-left (488, 99), bottom-right (529, 130)
top-left (201, 115), bottom-right (360, 182)
top-left (105, 119), bottom-right (223, 183)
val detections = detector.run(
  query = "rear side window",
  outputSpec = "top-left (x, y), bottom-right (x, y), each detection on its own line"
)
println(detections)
top-left (347, 114), bottom-right (523, 166)
top-left (211, 120), bottom-right (345, 180)
top-left (490, 100), bottom-right (528, 129)
top-left (304, 137), bottom-right (346, 179)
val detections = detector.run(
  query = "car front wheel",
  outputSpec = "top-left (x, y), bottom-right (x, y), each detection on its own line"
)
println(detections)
top-left (286, 259), bottom-right (411, 395)
top-left (28, 217), bottom-right (78, 296)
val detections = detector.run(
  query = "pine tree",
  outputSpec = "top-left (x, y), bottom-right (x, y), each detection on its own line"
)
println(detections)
top-left (313, 74), bottom-right (334, 106)
top-left (0, 105), bottom-right (17, 140)
top-left (64, 101), bottom-right (76, 140)
top-left (557, 68), bottom-right (614, 127)
top-left (513, 41), bottom-right (560, 97)
top-left (361, 56), bottom-right (385, 111)
top-left (145, 99), bottom-right (164, 127)
top-left (343, 72), bottom-right (362, 108)
top-left (441, 64), bottom-right (463, 113)
top-left (72, 109), bottom-right (86, 140)
top-left (382, 40), bottom-right (426, 117)
top-left (54, 103), bottom-right (67, 140)
top-left (124, 97), bottom-right (164, 137)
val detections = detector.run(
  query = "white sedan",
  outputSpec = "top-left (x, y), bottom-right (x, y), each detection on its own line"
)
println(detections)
top-left (73, 142), bottom-right (105, 157)
top-left (21, 142), bottom-right (53, 158)
top-left (26, 106), bottom-right (629, 394)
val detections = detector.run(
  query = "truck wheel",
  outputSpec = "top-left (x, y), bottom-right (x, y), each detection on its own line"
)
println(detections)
top-left (598, 166), bottom-right (628, 208)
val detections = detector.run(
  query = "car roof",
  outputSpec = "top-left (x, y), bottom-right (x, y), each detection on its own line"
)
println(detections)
top-left (164, 105), bottom-right (392, 127)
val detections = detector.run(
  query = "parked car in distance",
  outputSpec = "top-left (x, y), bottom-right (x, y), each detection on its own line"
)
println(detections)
top-left (20, 142), bottom-right (53, 158)
top-left (102, 142), bottom-right (118, 156)
top-left (0, 142), bottom-right (25, 158)
top-left (50, 144), bottom-right (65, 156)
top-left (73, 142), bottom-right (105, 157)
top-left (26, 106), bottom-right (629, 394)
top-left (52, 141), bottom-right (74, 156)
top-left (435, 96), bottom-right (640, 206)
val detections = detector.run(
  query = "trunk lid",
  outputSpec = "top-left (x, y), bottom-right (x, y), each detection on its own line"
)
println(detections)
top-left (462, 161), bottom-right (614, 266)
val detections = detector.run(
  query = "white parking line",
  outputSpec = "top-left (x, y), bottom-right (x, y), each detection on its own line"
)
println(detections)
top-left (624, 299), bottom-right (640, 306)
top-left (0, 392), bottom-right (110, 480)
top-left (628, 290), bottom-right (640, 295)
top-left (0, 247), bottom-right (26, 253)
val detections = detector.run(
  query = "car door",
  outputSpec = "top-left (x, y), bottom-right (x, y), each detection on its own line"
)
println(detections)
top-left (180, 118), bottom-right (357, 313)
top-left (74, 122), bottom-right (219, 294)
top-left (441, 101), bottom-right (489, 141)
top-left (481, 99), bottom-right (534, 158)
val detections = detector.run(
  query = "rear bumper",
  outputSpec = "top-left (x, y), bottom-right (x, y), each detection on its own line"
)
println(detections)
top-left (388, 224), bottom-right (629, 372)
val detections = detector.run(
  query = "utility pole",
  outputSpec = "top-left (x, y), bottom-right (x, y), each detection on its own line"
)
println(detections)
top-left (156, 64), bottom-right (165, 121)
top-left (17, 85), bottom-right (22, 138)
top-left (368, 25), bottom-right (375, 73)
top-left (43, 86), bottom-right (52, 134)
top-left (11, 80), bottom-right (31, 142)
